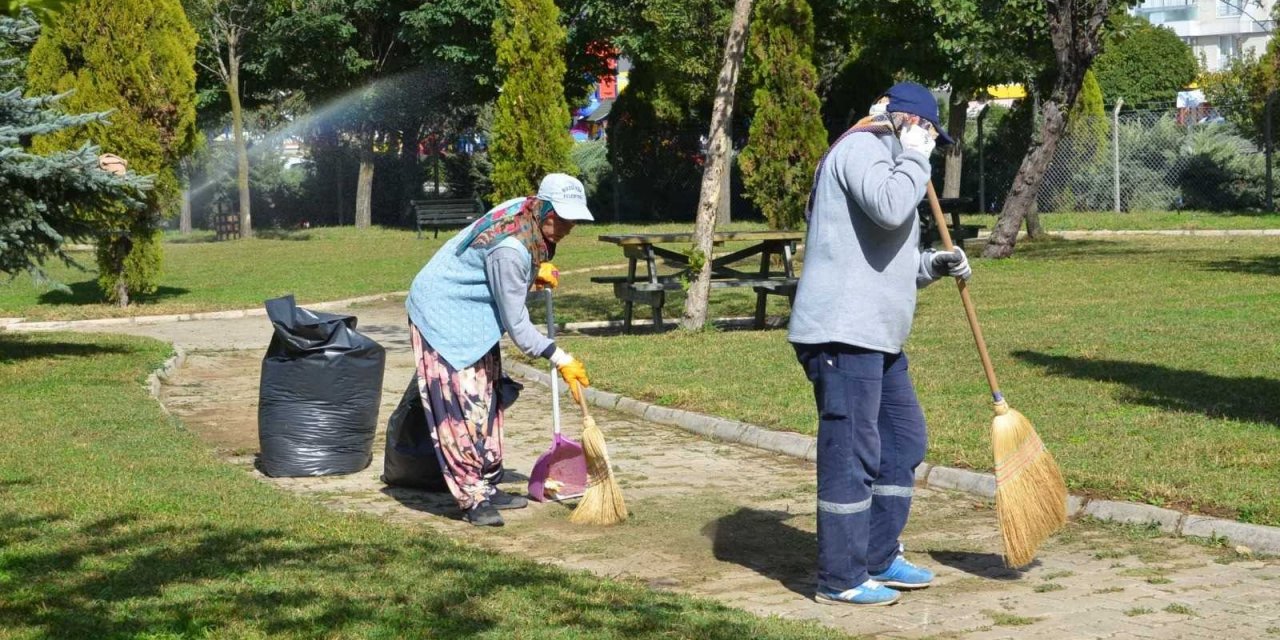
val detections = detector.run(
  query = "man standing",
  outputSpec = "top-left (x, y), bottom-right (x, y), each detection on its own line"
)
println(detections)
top-left (790, 82), bottom-right (973, 606)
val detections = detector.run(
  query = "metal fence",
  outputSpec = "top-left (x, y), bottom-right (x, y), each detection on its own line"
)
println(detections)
top-left (1034, 107), bottom-right (1268, 213)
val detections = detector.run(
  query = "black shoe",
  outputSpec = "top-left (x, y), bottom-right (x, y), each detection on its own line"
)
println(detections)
top-left (489, 489), bottom-right (529, 511)
top-left (466, 501), bottom-right (504, 527)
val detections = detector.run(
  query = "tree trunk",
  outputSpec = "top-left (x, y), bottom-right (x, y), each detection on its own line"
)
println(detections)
top-left (983, 0), bottom-right (1111, 258)
top-left (942, 90), bottom-right (968, 198)
top-left (180, 183), bottom-right (192, 234)
top-left (1025, 201), bottom-right (1045, 238)
top-left (400, 128), bottom-right (422, 226)
top-left (680, 0), bottom-right (753, 331)
top-left (983, 98), bottom-right (1067, 258)
top-left (716, 148), bottom-right (733, 225)
top-left (228, 40), bottom-right (252, 239)
top-left (355, 137), bottom-right (375, 229)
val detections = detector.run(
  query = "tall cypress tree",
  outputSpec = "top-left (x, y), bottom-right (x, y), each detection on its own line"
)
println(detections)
top-left (26, 0), bottom-right (197, 305)
top-left (738, 0), bottom-right (826, 230)
top-left (489, 0), bottom-right (574, 200)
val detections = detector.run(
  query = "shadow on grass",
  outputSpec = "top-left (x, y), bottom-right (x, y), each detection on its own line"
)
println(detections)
top-left (1014, 351), bottom-right (1280, 428)
top-left (704, 508), bottom-right (816, 597)
top-left (1200, 256), bottom-right (1280, 277)
top-left (37, 281), bottom-right (192, 307)
top-left (926, 551), bottom-right (1032, 580)
top-left (0, 337), bottom-right (135, 363)
top-left (1014, 238), bottom-right (1165, 260)
top-left (0, 506), bottom-right (786, 638)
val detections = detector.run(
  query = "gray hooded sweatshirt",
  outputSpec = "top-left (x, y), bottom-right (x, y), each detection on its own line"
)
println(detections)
top-left (788, 129), bottom-right (937, 354)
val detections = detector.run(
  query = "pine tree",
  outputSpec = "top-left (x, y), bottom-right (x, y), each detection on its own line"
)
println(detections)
top-left (0, 11), bottom-right (151, 284)
top-left (489, 0), bottom-right (574, 200)
top-left (26, 0), bottom-right (197, 305)
top-left (738, 0), bottom-right (826, 230)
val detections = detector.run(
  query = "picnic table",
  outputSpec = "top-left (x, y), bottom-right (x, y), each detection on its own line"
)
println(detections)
top-left (591, 231), bottom-right (803, 332)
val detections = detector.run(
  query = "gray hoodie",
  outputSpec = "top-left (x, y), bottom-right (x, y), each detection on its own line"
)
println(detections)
top-left (788, 130), bottom-right (937, 354)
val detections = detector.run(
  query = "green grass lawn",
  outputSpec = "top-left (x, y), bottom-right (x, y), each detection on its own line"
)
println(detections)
top-left (0, 331), bottom-right (841, 639)
top-left (7, 212), bottom-right (1279, 322)
top-left (554, 235), bottom-right (1280, 526)
top-left (965, 210), bottom-right (1280, 231)
top-left (0, 223), bottom-right (776, 322)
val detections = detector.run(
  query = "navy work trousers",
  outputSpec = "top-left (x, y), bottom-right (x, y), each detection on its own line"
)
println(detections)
top-left (796, 342), bottom-right (928, 591)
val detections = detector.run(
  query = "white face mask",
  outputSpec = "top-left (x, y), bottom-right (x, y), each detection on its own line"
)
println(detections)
top-left (869, 101), bottom-right (888, 116)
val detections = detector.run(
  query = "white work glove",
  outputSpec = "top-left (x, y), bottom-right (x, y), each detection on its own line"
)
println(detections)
top-left (927, 247), bottom-right (972, 281)
top-left (899, 124), bottom-right (936, 157)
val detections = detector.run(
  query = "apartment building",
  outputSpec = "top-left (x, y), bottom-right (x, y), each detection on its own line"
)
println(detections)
top-left (1135, 0), bottom-right (1275, 70)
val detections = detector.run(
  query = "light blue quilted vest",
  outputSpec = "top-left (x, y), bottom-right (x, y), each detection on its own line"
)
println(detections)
top-left (406, 210), bottom-right (530, 370)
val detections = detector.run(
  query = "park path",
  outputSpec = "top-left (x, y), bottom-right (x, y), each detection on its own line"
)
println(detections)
top-left (57, 299), bottom-right (1280, 639)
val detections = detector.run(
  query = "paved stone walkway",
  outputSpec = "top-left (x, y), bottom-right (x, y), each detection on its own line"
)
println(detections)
top-left (58, 300), bottom-right (1280, 639)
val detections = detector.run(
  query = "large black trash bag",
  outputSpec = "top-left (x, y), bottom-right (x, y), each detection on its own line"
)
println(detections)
top-left (257, 295), bottom-right (386, 477)
top-left (381, 372), bottom-right (524, 491)
top-left (381, 374), bottom-right (448, 491)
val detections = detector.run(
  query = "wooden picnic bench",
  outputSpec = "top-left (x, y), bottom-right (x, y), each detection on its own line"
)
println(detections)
top-left (410, 198), bottom-right (483, 239)
top-left (591, 231), bottom-right (803, 332)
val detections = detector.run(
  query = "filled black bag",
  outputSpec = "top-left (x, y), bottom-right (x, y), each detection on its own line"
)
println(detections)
top-left (381, 372), bottom-right (524, 491)
top-left (381, 374), bottom-right (448, 491)
top-left (257, 294), bottom-right (386, 477)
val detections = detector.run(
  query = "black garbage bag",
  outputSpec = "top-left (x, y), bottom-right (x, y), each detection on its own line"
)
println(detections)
top-left (381, 372), bottom-right (524, 491)
top-left (381, 374), bottom-right (448, 491)
top-left (257, 294), bottom-right (386, 477)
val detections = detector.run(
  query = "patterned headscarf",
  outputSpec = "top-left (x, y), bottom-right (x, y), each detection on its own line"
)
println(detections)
top-left (456, 196), bottom-right (553, 266)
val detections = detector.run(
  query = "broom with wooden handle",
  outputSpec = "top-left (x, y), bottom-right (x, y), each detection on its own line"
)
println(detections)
top-left (925, 182), bottom-right (1067, 568)
top-left (567, 381), bottom-right (628, 525)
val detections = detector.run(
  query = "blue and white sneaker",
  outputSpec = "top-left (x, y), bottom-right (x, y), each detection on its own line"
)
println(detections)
top-left (814, 579), bottom-right (901, 606)
top-left (870, 555), bottom-right (934, 589)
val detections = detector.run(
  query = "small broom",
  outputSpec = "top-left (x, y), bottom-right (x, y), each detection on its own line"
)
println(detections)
top-left (925, 182), bottom-right (1067, 568)
top-left (567, 382), bottom-right (628, 525)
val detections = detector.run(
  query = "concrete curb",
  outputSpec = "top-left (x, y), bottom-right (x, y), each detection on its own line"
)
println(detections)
top-left (145, 346), bottom-right (187, 410)
top-left (504, 360), bottom-right (1280, 555)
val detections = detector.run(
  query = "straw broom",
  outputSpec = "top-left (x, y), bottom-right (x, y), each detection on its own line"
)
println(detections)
top-left (567, 382), bottom-right (628, 525)
top-left (925, 182), bottom-right (1067, 568)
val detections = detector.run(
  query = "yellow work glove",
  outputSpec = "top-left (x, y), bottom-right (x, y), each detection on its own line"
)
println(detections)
top-left (551, 350), bottom-right (589, 404)
top-left (534, 261), bottom-right (560, 290)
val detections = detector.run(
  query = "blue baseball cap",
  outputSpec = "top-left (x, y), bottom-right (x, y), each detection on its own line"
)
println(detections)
top-left (882, 82), bottom-right (955, 145)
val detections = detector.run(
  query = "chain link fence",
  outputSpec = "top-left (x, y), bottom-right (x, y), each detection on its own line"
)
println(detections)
top-left (1035, 106), bottom-right (1270, 213)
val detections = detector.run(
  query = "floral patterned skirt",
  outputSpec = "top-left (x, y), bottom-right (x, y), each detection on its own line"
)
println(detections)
top-left (409, 323), bottom-right (504, 510)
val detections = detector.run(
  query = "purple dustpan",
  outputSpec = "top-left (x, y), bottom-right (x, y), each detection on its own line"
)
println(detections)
top-left (528, 431), bottom-right (588, 502)
top-left (527, 289), bottom-right (588, 502)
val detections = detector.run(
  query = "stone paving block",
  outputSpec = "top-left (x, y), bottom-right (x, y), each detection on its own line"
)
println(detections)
top-left (642, 404), bottom-right (680, 426)
top-left (752, 431), bottom-right (813, 459)
top-left (585, 389), bottom-right (620, 410)
top-left (675, 413), bottom-right (719, 438)
top-left (135, 314), bottom-right (188, 325)
top-left (1085, 500), bottom-right (1183, 532)
top-left (710, 419), bottom-right (748, 442)
top-left (735, 425), bottom-right (763, 448)
top-left (191, 310), bottom-right (248, 320)
top-left (914, 463), bottom-right (932, 484)
top-left (1067, 494), bottom-right (1087, 516)
top-left (615, 396), bottom-right (649, 417)
top-left (1180, 515), bottom-right (1280, 555)
top-left (927, 466), bottom-right (996, 498)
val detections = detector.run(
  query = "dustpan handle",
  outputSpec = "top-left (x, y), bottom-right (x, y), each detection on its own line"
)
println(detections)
top-left (546, 289), bottom-right (562, 435)
top-left (925, 181), bottom-right (1003, 404)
